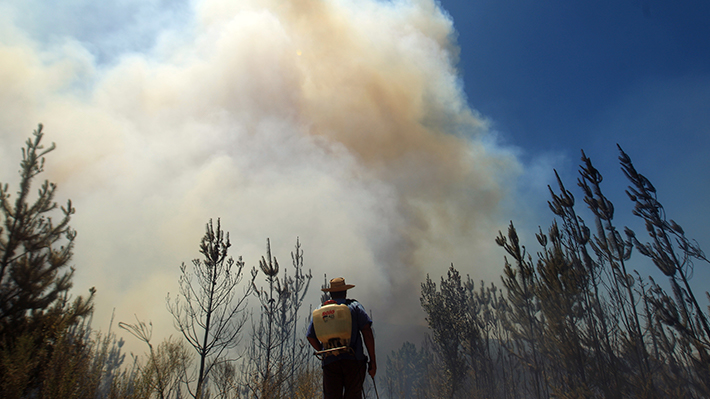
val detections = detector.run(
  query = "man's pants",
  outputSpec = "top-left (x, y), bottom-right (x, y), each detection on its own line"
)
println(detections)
top-left (322, 359), bottom-right (367, 399)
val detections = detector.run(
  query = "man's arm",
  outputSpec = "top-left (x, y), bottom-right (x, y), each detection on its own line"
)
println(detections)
top-left (362, 323), bottom-right (376, 377)
top-left (307, 336), bottom-right (322, 352)
top-left (306, 319), bottom-right (321, 352)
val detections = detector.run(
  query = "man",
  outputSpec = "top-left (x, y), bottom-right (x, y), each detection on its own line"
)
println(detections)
top-left (307, 277), bottom-right (377, 399)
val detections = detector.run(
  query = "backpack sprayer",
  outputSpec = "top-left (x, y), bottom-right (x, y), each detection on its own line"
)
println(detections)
top-left (312, 302), bottom-right (353, 359)
top-left (312, 301), bottom-right (380, 398)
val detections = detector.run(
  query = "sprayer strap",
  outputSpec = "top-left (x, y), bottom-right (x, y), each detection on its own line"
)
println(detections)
top-left (314, 345), bottom-right (353, 360)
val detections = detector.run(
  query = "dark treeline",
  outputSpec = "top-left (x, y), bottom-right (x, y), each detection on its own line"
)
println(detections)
top-left (386, 147), bottom-right (710, 398)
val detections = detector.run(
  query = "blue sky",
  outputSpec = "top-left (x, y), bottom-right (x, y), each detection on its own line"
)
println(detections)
top-left (443, 0), bottom-right (710, 154)
top-left (442, 0), bottom-right (710, 275)
top-left (1, 0), bottom-right (708, 353)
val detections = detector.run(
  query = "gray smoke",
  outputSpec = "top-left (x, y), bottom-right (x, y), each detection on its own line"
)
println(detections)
top-left (0, 0), bottom-right (522, 353)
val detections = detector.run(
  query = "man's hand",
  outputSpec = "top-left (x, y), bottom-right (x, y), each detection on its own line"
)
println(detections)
top-left (362, 324), bottom-right (376, 377)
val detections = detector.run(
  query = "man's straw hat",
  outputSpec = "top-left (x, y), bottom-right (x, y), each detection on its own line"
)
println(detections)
top-left (321, 277), bottom-right (355, 292)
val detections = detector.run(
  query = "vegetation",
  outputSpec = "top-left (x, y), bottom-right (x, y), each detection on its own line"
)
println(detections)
top-left (387, 147), bottom-right (710, 398)
top-left (0, 125), bottom-right (94, 398)
top-left (0, 126), bottom-right (321, 398)
top-left (166, 218), bottom-right (255, 398)
top-left (3, 125), bottom-right (707, 398)
top-left (241, 238), bottom-right (313, 398)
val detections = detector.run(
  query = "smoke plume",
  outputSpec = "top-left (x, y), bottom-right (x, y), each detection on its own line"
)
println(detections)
top-left (0, 0), bottom-right (520, 352)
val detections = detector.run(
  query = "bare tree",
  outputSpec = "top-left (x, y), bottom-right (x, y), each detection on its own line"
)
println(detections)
top-left (167, 219), bottom-right (254, 398)
top-left (243, 238), bottom-right (313, 398)
top-left (119, 317), bottom-right (191, 399)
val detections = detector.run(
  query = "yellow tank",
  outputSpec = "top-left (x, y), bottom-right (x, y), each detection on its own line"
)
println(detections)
top-left (312, 303), bottom-right (352, 351)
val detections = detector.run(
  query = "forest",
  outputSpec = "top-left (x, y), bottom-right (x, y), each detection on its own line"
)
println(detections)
top-left (1, 125), bottom-right (708, 398)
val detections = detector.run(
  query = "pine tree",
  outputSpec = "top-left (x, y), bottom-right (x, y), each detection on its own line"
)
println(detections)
top-left (0, 124), bottom-right (94, 397)
top-left (496, 222), bottom-right (547, 399)
top-left (420, 265), bottom-right (469, 398)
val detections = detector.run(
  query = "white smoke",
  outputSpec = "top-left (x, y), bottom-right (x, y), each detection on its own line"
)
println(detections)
top-left (0, 0), bottom-right (521, 354)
